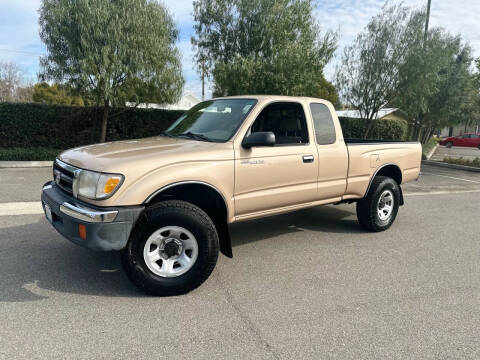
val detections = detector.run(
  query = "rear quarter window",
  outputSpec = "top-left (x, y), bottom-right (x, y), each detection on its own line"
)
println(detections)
top-left (309, 103), bottom-right (336, 145)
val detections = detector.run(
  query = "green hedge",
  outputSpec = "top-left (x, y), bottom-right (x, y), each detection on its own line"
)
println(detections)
top-left (339, 117), bottom-right (408, 141)
top-left (443, 157), bottom-right (480, 168)
top-left (0, 103), bottom-right (409, 153)
top-left (0, 147), bottom-right (61, 161)
top-left (0, 102), bottom-right (184, 149)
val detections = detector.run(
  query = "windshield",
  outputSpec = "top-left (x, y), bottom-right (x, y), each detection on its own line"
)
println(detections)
top-left (164, 98), bottom-right (257, 142)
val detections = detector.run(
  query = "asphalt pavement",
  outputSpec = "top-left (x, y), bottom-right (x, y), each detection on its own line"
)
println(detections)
top-left (0, 164), bottom-right (479, 359)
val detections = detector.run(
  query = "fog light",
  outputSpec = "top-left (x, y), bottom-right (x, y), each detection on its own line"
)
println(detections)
top-left (78, 224), bottom-right (87, 240)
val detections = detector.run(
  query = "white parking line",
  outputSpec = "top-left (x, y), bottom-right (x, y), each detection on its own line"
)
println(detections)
top-left (430, 174), bottom-right (480, 184)
top-left (425, 173), bottom-right (480, 184)
top-left (0, 202), bottom-right (44, 216)
top-left (404, 189), bottom-right (480, 196)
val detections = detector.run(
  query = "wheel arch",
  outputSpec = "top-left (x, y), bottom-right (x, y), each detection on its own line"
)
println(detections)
top-left (364, 164), bottom-right (404, 205)
top-left (144, 181), bottom-right (233, 258)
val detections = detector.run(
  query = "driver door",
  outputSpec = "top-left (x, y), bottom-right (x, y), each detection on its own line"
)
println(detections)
top-left (234, 101), bottom-right (318, 218)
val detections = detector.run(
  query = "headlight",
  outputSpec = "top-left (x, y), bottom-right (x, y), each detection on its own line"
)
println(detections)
top-left (73, 170), bottom-right (124, 200)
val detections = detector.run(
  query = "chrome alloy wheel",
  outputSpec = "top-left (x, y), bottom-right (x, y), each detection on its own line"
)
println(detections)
top-left (377, 190), bottom-right (394, 221)
top-left (143, 226), bottom-right (198, 278)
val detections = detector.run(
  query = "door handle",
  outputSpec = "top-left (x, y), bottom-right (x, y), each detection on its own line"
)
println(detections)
top-left (302, 155), bottom-right (314, 163)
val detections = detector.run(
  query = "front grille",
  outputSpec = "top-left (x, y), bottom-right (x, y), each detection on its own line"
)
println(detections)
top-left (53, 160), bottom-right (75, 194)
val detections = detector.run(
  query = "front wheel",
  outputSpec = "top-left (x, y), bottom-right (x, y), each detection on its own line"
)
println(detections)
top-left (356, 176), bottom-right (400, 232)
top-left (122, 200), bottom-right (219, 296)
top-left (446, 142), bottom-right (453, 148)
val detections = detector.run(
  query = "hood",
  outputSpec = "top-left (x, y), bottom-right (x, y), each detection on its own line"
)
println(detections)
top-left (58, 136), bottom-right (233, 173)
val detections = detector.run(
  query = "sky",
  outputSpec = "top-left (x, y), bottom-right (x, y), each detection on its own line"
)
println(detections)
top-left (0, 0), bottom-right (479, 100)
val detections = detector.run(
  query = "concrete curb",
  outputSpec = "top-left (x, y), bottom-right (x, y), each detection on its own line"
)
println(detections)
top-left (422, 160), bottom-right (480, 173)
top-left (426, 144), bottom-right (439, 160)
top-left (0, 161), bottom-right (53, 168)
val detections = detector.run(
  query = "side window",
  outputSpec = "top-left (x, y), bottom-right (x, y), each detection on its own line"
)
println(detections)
top-left (250, 102), bottom-right (309, 145)
top-left (310, 103), bottom-right (336, 145)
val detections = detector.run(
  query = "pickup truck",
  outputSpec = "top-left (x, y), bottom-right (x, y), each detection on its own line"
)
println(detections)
top-left (41, 95), bottom-right (421, 295)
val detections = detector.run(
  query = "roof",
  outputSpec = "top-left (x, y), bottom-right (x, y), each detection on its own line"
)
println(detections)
top-left (126, 91), bottom-right (201, 111)
top-left (336, 108), bottom-right (398, 119)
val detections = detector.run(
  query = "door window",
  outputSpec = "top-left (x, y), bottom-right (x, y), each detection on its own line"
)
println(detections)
top-left (250, 102), bottom-right (309, 145)
top-left (309, 103), bottom-right (336, 145)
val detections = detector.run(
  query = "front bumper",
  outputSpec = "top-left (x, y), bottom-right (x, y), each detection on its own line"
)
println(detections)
top-left (41, 182), bottom-right (144, 251)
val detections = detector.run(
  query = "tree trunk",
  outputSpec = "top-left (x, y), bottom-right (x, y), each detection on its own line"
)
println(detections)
top-left (363, 119), bottom-right (374, 139)
top-left (421, 127), bottom-right (431, 144)
top-left (100, 100), bottom-right (109, 143)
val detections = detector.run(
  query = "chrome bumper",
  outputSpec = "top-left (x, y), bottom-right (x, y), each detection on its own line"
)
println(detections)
top-left (59, 202), bottom-right (118, 223)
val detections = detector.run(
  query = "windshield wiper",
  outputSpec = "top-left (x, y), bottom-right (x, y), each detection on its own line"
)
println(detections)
top-left (159, 131), bottom-right (174, 138)
top-left (178, 132), bottom-right (213, 142)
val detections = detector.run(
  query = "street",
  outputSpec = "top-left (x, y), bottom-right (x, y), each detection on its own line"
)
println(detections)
top-left (1, 164), bottom-right (479, 359)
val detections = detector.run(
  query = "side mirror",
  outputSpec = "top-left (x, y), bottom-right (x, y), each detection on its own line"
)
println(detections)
top-left (242, 132), bottom-right (276, 149)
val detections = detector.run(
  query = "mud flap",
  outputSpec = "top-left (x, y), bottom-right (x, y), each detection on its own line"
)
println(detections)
top-left (219, 223), bottom-right (233, 258)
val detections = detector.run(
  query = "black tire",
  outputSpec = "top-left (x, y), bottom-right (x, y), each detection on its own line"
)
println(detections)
top-left (356, 176), bottom-right (400, 232)
top-left (122, 200), bottom-right (219, 296)
top-left (446, 142), bottom-right (453, 148)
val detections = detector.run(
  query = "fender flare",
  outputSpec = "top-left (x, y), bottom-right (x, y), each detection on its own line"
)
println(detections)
top-left (364, 163), bottom-right (404, 205)
top-left (143, 181), bottom-right (233, 258)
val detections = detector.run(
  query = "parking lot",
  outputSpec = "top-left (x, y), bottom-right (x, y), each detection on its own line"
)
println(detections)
top-left (1, 164), bottom-right (479, 359)
top-left (430, 145), bottom-right (480, 161)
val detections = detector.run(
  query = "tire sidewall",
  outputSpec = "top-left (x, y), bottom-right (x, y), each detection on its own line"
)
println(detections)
top-left (370, 178), bottom-right (400, 230)
top-left (123, 203), bottom-right (218, 295)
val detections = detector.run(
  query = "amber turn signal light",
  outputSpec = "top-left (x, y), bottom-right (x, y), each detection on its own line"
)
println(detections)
top-left (78, 224), bottom-right (87, 240)
top-left (104, 177), bottom-right (120, 194)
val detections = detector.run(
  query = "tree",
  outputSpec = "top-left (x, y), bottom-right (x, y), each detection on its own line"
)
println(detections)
top-left (32, 82), bottom-right (84, 105)
top-left (39, 0), bottom-right (184, 142)
top-left (192, 0), bottom-right (338, 102)
top-left (15, 85), bottom-right (34, 103)
top-left (394, 10), bottom-right (475, 142)
top-left (335, 3), bottom-right (413, 138)
top-left (0, 61), bottom-right (29, 102)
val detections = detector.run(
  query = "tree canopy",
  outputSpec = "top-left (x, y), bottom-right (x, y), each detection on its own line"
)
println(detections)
top-left (39, 0), bottom-right (184, 142)
top-left (32, 82), bottom-right (85, 106)
top-left (336, 4), bottom-right (479, 142)
top-left (0, 61), bottom-right (32, 103)
top-left (335, 3), bottom-right (413, 137)
top-left (192, 0), bottom-right (339, 103)
top-left (395, 24), bottom-right (474, 142)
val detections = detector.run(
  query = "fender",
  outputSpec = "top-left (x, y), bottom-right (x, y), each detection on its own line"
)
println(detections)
top-left (364, 163), bottom-right (404, 205)
top-left (144, 180), bottom-right (233, 258)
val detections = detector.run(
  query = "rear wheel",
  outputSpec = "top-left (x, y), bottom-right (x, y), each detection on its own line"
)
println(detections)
top-left (122, 200), bottom-right (219, 296)
top-left (356, 176), bottom-right (400, 232)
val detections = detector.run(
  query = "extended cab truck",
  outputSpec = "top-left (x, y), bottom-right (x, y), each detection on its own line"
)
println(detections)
top-left (41, 96), bottom-right (421, 295)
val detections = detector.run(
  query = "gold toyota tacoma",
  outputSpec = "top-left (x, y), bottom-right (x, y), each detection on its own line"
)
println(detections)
top-left (41, 96), bottom-right (421, 295)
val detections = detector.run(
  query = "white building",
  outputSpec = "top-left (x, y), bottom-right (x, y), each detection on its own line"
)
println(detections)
top-left (126, 92), bottom-right (201, 111)
top-left (439, 123), bottom-right (480, 137)
top-left (336, 108), bottom-right (400, 120)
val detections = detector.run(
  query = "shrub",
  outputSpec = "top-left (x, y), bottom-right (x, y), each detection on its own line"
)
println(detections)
top-left (0, 103), bottom-right (410, 155)
top-left (0, 147), bottom-right (60, 161)
top-left (443, 157), bottom-right (480, 168)
top-left (338, 117), bottom-right (408, 140)
top-left (0, 102), bottom-right (184, 149)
